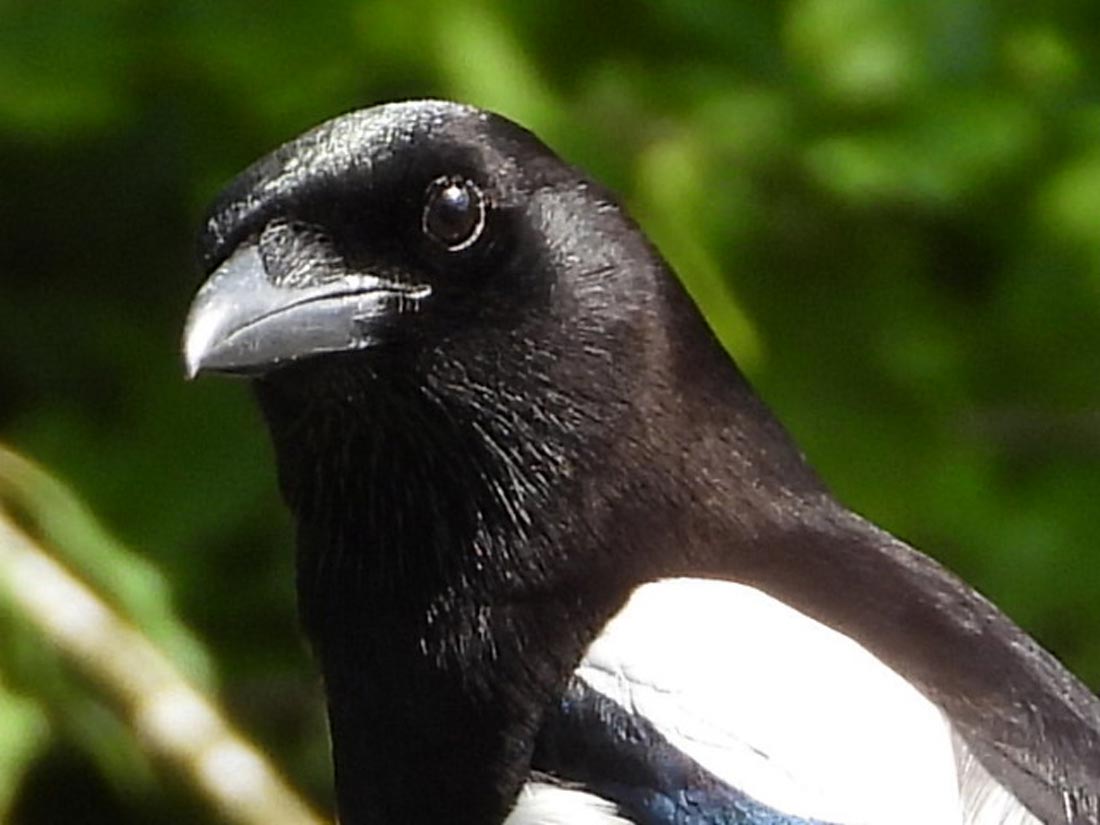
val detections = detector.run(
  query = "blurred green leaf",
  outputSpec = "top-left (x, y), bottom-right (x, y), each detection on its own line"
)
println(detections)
top-left (0, 679), bottom-right (49, 821)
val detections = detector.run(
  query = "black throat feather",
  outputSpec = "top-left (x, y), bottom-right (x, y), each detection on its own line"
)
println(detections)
top-left (253, 346), bottom-right (660, 825)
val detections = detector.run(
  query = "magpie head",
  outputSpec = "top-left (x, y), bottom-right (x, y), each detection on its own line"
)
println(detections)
top-left (185, 100), bottom-right (665, 393)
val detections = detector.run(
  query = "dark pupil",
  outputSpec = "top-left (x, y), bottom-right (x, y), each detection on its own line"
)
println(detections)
top-left (428, 182), bottom-right (477, 245)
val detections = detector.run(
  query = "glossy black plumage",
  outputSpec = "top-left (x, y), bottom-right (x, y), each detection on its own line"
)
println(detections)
top-left (184, 100), bottom-right (1100, 825)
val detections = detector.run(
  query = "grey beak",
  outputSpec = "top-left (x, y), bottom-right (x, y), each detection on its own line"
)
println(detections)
top-left (183, 244), bottom-right (430, 378)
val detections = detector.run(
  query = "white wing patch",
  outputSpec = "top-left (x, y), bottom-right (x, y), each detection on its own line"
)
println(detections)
top-left (575, 578), bottom-right (1033, 825)
top-left (504, 782), bottom-right (631, 825)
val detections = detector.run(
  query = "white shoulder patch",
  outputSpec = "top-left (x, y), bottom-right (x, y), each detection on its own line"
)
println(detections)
top-left (575, 577), bottom-right (1008, 825)
top-left (504, 782), bottom-right (631, 825)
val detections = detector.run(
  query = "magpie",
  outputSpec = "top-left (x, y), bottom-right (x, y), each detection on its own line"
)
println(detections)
top-left (183, 100), bottom-right (1100, 825)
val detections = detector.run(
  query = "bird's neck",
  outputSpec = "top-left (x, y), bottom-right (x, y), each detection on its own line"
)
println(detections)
top-left (256, 365), bottom-right (658, 824)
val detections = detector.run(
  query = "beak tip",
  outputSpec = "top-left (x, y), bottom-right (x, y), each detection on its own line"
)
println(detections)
top-left (182, 316), bottom-right (213, 380)
top-left (182, 358), bottom-right (201, 381)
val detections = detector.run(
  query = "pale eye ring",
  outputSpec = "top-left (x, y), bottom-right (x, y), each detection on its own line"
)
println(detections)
top-left (422, 176), bottom-right (486, 251)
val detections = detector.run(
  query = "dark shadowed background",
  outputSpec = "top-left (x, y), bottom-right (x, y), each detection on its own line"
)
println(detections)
top-left (2, 1), bottom-right (1099, 822)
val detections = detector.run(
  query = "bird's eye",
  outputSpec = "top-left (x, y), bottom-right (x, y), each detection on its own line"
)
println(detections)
top-left (422, 176), bottom-right (486, 251)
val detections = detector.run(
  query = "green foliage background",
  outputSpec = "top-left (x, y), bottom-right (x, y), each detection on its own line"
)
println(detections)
top-left (2, 1), bottom-right (1099, 821)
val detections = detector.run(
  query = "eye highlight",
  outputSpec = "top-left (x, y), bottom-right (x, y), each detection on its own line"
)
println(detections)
top-left (422, 176), bottom-right (486, 251)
